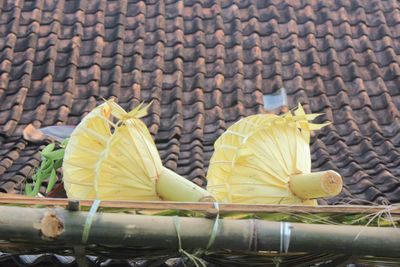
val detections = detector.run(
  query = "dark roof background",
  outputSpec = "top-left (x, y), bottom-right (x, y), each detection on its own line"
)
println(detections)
top-left (0, 0), bottom-right (400, 204)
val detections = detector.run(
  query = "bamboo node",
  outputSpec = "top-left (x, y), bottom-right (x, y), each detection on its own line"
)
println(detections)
top-left (40, 211), bottom-right (64, 240)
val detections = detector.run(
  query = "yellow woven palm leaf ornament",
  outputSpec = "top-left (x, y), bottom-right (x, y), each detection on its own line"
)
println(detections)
top-left (63, 100), bottom-right (214, 201)
top-left (206, 104), bottom-right (342, 205)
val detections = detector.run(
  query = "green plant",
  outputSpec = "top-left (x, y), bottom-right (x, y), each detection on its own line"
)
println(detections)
top-left (25, 139), bottom-right (68, 196)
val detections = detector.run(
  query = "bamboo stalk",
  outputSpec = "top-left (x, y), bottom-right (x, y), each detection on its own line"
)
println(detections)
top-left (0, 206), bottom-right (399, 257)
top-left (0, 194), bottom-right (399, 215)
top-left (289, 170), bottom-right (343, 199)
top-left (156, 168), bottom-right (215, 202)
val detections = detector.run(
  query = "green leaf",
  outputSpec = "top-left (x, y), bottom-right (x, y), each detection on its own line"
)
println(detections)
top-left (42, 149), bottom-right (64, 161)
top-left (41, 143), bottom-right (55, 156)
top-left (25, 140), bottom-right (67, 196)
top-left (37, 170), bottom-right (49, 183)
top-left (61, 138), bottom-right (69, 148)
top-left (30, 178), bottom-right (43, 196)
top-left (39, 159), bottom-right (53, 174)
top-left (31, 170), bottom-right (42, 181)
top-left (25, 183), bottom-right (33, 196)
top-left (46, 168), bottom-right (58, 193)
top-left (53, 158), bottom-right (63, 169)
top-left (40, 157), bottom-right (52, 167)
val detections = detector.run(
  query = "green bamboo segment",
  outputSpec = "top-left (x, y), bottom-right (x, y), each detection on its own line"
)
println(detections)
top-left (0, 205), bottom-right (399, 257)
top-left (156, 168), bottom-right (215, 202)
top-left (289, 171), bottom-right (343, 200)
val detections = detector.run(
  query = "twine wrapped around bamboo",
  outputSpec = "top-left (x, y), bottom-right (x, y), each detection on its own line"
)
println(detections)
top-left (63, 100), bottom-right (214, 202)
top-left (206, 104), bottom-right (343, 205)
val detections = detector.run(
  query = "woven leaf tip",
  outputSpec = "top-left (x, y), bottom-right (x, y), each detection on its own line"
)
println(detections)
top-left (106, 99), bottom-right (153, 122)
top-left (285, 103), bottom-right (330, 133)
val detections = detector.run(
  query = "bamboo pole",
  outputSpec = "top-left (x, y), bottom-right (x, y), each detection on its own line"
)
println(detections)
top-left (0, 194), bottom-right (399, 215)
top-left (289, 170), bottom-right (343, 199)
top-left (0, 206), bottom-right (399, 257)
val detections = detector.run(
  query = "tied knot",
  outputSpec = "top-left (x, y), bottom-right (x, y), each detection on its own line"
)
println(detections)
top-left (173, 203), bottom-right (220, 267)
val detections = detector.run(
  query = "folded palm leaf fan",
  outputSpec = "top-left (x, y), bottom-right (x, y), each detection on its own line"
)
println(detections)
top-left (63, 100), bottom-right (214, 202)
top-left (206, 104), bottom-right (343, 205)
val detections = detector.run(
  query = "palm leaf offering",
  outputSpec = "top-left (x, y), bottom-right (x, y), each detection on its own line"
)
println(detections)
top-left (206, 104), bottom-right (343, 205)
top-left (62, 100), bottom-right (213, 201)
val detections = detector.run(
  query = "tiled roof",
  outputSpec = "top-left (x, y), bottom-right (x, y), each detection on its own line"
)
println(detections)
top-left (0, 0), bottom-right (400, 204)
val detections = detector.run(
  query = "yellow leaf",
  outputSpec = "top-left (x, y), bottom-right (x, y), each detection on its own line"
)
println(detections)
top-left (206, 104), bottom-right (340, 205)
top-left (63, 99), bottom-right (213, 202)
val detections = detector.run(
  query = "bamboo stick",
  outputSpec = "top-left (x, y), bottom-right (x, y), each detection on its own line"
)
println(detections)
top-left (0, 194), bottom-right (399, 215)
top-left (289, 170), bottom-right (343, 199)
top-left (0, 206), bottom-right (399, 257)
top-left (157, 168), bottom-right (215, 202)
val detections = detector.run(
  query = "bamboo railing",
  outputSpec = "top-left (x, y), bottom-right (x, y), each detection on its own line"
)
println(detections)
top-left (0, 194), bottom-right (400, 259)
top-left (1, 193), bottom-right (399, 215)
